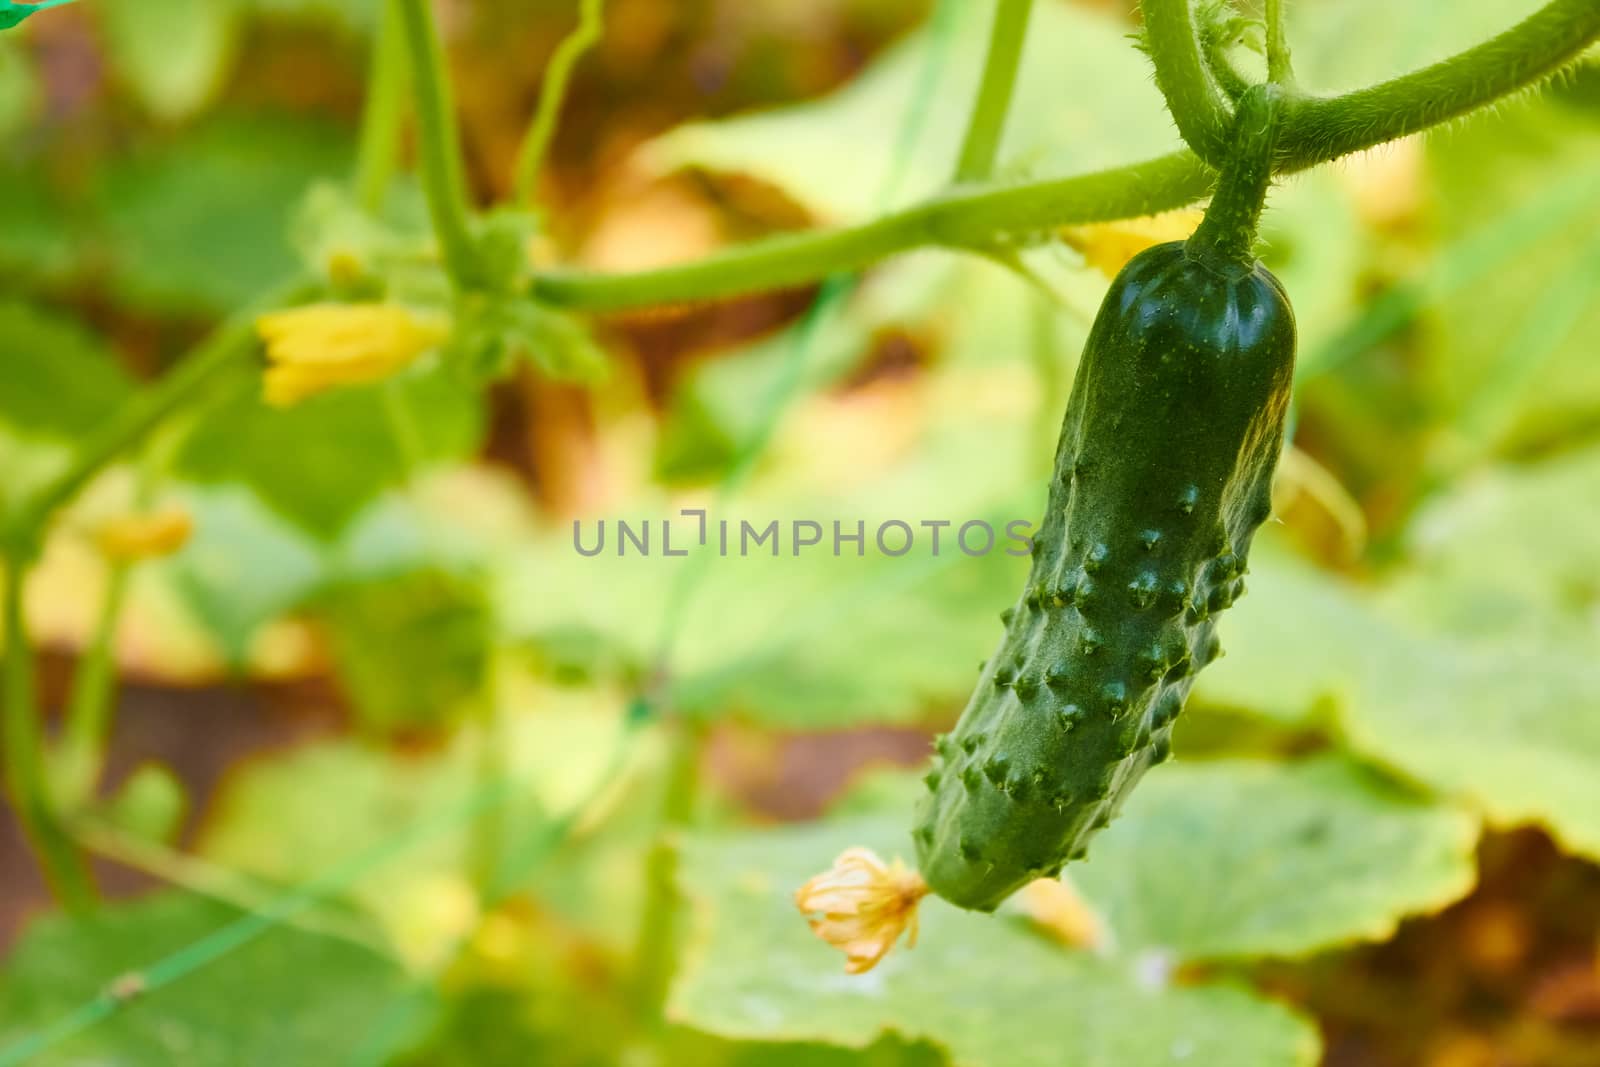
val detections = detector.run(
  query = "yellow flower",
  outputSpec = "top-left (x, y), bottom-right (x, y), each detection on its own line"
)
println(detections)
top-left (795, 847), bottom-right (928, 975)
top-left (94, 508), bottom-right (194, 563)
top-left (256, 303), bottom-right (449, 407)
top-left (1014, 877), bottom-right (1107, 951)
top-left (1062, 209), bottom-right (1206, 279)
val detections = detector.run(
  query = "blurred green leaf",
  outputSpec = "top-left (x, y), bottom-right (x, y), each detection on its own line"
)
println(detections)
top-left (174, 365), bottom-right (482, 540)
top-left (98, 0), bottom-right (240, 120)
top-left (500, 436), bottom-right (1040, 729)
top-left (451, 294), bottom-right (610, 385)
top-left (1256, 168), bottom-right (1366, 378)
top-left (198, 686), bottom-right (634, 955)
top-left (1194, 499), bottom-right (1600, 862)
top-left (0, 159), bottom-right (80, 286)
top-left (161, 484), bottom-right (328, 666)
top-left (1425, 97), bottom-right (1600, 460)
top-left (0, 35), bottom-right (38, 139)
top-left (97, 116), bottom-right (351, 315)
top-left (1342, 641), bottom-right (1600, 861)
top-left (97, 761), bottom-right (188, 845)
top-left (670, 816), bottom-right (1318, 1066)
top-left (0, 892), bottom-right (426, 1067)
top-left (1070, 757), bottom-right (1478, 960)
top-left (0, 301), bottom-right (133, 440)
top-left (1379, 445), bottom-right (1600, 649)
top-left (239, 0), bottom-right (378, 32)
top-left (318, 567), bottom-right (493, 736)
top-left (507, 255), bottom-right (1104, 730)
top-left (1192, 535), bottom-right (1380, 726)
top-left (644, 0), bottom-right (1177, 219)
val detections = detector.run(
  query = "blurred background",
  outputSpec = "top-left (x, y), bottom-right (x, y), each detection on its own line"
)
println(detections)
top-left (1, 1), bottom-right (1599, 1065)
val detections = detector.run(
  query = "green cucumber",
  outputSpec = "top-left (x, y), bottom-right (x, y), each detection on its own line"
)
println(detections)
top-left (913, 86), bottom-right (1295, 912)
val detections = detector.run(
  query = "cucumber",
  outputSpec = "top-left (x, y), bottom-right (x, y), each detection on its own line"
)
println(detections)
top-left (913, 86), bottom-right (1294, 911)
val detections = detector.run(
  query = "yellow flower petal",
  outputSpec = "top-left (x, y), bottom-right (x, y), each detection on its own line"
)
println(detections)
top-left (1062, 209), bottom-right (1205, 280)
top-left (94, 508), bottom-right (194, 563)
top-left (795, 847), bottom-right (928, 975)
top-left (255, 303), bottom-right (450, 407)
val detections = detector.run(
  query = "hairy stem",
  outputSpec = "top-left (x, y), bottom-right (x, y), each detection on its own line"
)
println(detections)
top-left (1280, 0), bottom-right (1600, 169)
top-left (1201, 19), bottom-right (1254, 101)
top-left (1142, 0), bottom-right (1234, 165)
top-left (513, 0), bottom-right (606, 206)
top-left (531, 151), bottom-right (1215, 310)
top-left (533, 0), bottom-right (1597, 312)
top-left (3, 553), bottom-right (96, 912)
top-left (355, 0), bottom-right (408, 214)
top-left (1187, 83), bottom-right (1282, 270)
top-left (394, 0), bottom-right (483, 287)
top-left (1265, 0), bottom-right (1294, 85)
top-left (954, 0), bottom-right (1035, 182)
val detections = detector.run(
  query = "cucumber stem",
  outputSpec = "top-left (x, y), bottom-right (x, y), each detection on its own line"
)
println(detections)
top-left (1187, 83), bottom-right (1283, 272)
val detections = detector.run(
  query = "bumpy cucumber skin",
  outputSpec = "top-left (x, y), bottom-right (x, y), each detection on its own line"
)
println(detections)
top-left (913, 241), bottom-right (1295, 912)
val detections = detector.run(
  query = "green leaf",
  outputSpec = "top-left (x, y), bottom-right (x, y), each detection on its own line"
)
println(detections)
top-left (1378, 445), bottom-right (1600, 650)
top-left (1342, 643), bottom-right (1600, 860)
top-left (0, 301), bottom-right (133, 440)
top-left (0, 159), bottom-right (80, 286)
top-left (1191, 535), bottom-right (1380, 725)
top-left (97, 761), bottom-right (188, 845)
top-left (162, 475), bottom-right (505, 667)
top-left (160, 484), bottom-right (329, 666)
top-left (1257, 168), bottom-right (1367, 378)
top-left (317, 567), bottom-right (494, 736)
top-left (1069, 757), bottom-right (1479, 960)
top-left (657, 252), bottom-right (1040, 482)
top-left (97, 0), bottom-right (240, 120)
top-left (450, 294), bottom-right (610, 385)
top-left (643, 0), bottom-right (1177, 220)
top-left (97, 115), bottom-right (352, 315)
top-left (174, 366), bottom-right (482, 540)
top-left (0, 892), bottom-right (427, 1067)
top-left (500, 453), bottom-right (1038, 730)
top-left (507, 256), bottom-right (1095, 730)
top-left (0, 301), bottom-right (132, 509)
top-left (670, 817), bottom-right (1319, 1066)
top-left (197, 686), bottom-right (635, 956)
top-left (1190, 515), bottom-right (1600, 863)
top-left (1424, 97), bottom-right (1600, 461)
top-left (0, 35), bottom-right (39, 139)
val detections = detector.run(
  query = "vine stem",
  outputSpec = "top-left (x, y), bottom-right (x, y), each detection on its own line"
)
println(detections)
top-left (630, 716), bottom-right (703, 1023)
top-left (3, 550), bottom-right (96, 912)
top-left (1265, 0), bottom-right (1294, 86)
top-left (1142, 0), bottom-right (1234, 166)
top-left (530, 150), bottom-right (1215, 309)
top-left (355, 0), bottom-right (408, 215)
top-left (513, 0), bottom-right (606, 206)
top-left (953, 0), bottom-right (1035, 182)
top-left (5, 280), bottom-right (315, 545)
top-left (1282, 0), bottom-right (1598, 165)
top-left (532, 0), bottom-right (1599, 312)
top-left (1187, 83), bottom-right (1281, 271)
top-left (1202, 18), bottom-right (1253, 102)
top-left (393, 0), bottom-right (484, 288)
top-left (53, 567), bottom-right (130, 811)
top-left (0, 0), bottom-right (1595, 555)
